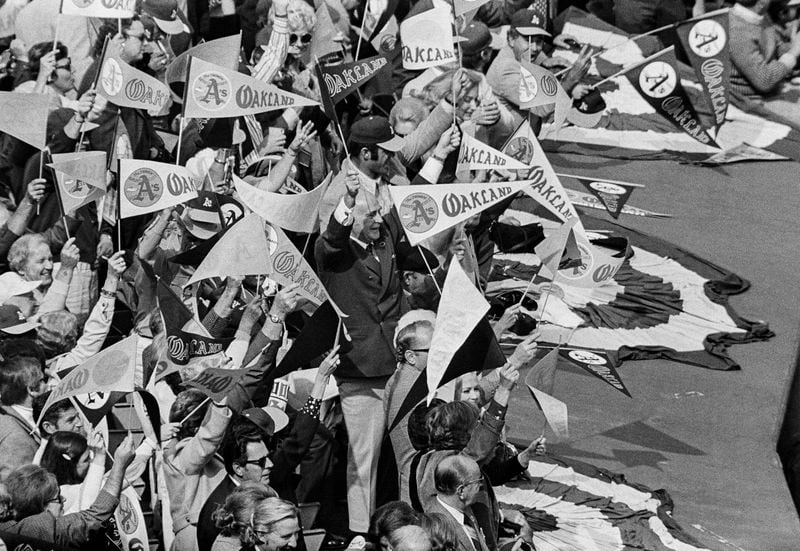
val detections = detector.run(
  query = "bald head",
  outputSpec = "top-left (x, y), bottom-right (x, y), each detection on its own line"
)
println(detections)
top-left (389, 525), bottom-right (432, 551)
top-left (434, 454), bottom-right (481, 497)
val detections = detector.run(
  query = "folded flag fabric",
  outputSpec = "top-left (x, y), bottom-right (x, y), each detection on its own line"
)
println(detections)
top-left (0, 92), bottom-right (49, 150)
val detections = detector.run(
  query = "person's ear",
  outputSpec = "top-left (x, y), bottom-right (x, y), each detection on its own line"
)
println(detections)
top-left (360, 147), bottom-right (372, 161)
top-left (404, 349), bottom-right (416, 365)
top-left (232, 461), bottom-right (246, 478)
top-left (41, 420), bottom-right (55, 436)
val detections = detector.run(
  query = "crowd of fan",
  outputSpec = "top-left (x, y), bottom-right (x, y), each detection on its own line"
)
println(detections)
top-left (0, 0), bottom-right (796, 549)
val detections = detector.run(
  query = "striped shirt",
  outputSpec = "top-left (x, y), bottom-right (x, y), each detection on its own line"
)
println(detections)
top-left (728, 3), bottom-right (796, 98)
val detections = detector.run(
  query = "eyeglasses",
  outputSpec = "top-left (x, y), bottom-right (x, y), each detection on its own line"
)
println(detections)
top-left (245, 456), bottom-right (270, 469)
top-left (459, 477), bottom-right (483, 489)
top-left (124, 32), bottom-right (148, 43)
top-left (289, 33), bottom-right (312, 46)
top-left (55, 60), bottom-right (71, 72)
top-left (49, 494), bottom-right (65, 505)
top-left (409, 348), bottom-right (429, 354)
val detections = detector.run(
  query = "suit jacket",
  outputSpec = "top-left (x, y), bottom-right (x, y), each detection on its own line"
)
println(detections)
top-left (314, 209), bottom-right (405, 379)
top-left (427, 498), bottom-right (490, 551)
top-left (196, 408), bottom-right (321, 551)
top-left (0, 405), bottom-right (41, 479)
top-left (384, 363), bottom-right (424, 503)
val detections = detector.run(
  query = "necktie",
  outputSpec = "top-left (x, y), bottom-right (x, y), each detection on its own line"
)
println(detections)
top-left (463, 512), bottom-right (485, 551)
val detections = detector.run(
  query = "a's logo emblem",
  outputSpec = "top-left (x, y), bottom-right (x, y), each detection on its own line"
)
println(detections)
top-left (568, 350), bottom-right (607, 365)
top-left (192, 71), bottom-right (231, 111)
top-left (688, 20), bottom-right (726, 58)
top-left (639, 61), bottom-right (677, 98)
top-left (399, 192), bottom-right (438, 233)
top-left (588, 181), bottom-right (626, 195)
top-left (124, 167), bottom-right (163, 208)
top-left (101, 58), bottom-right (124, 95)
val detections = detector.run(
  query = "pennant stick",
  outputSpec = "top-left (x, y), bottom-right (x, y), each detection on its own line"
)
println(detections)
top-left (79, 35), bottom-right (110, 148)
top-left (536, 284), bottom-right (554, 324)
top-left (417, 244), bottom-right (442, 295)
top-left (36, 150), bottom-right (45, 216)
top-left (178, 396), bottom-right (211, 426)
top-left (175, 116), bottom-right (186, 166)
top-left (515, 263), bottom-right (543, 309)
top-left (555, 173), bottom-right (644, 188)
top-left (117, 180), bottom-right (122, 250)
top-left (52, 16), bottom-right (61, 53)
top-left (118, 18), bottom-right (122, 35)
top-left (591, 46), bottom-right (672, 89)
top-left (333, 316), bottom-right (343, 350)
top-left (355, 4), bottom-right (369, 60)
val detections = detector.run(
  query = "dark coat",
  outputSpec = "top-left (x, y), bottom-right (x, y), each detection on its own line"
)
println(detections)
top-left (314, 209), bottom-right (405, 379)
top-left (196, 409), bottom-right (321, 551)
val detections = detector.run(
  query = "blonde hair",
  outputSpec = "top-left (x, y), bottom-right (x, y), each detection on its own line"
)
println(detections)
top-left (244, 497), bottom-right (299, 546)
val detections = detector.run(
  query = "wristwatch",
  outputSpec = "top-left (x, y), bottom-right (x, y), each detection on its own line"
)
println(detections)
top-left (268, 313), bottom-right (285, 324)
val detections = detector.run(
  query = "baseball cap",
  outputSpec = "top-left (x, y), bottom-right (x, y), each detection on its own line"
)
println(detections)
top-left (349, 116), bottom-right (404, 152)
top-left (398, 245), bottom-right (439, 273)
top-left (140, 0), bottom-right (191, 35)
top-left (0, 272), bottom-right (41, 305)
top-left (510, 7), bottom-right (551, 38)
top-left (0, 305), bottom-right (39, 335)
top-left (459, 21), bottom-right (492, 56)
top-left (241, 406), bottom-right (289, 436)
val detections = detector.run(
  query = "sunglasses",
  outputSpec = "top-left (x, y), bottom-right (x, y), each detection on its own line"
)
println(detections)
top-left (289, 33), bottom-right (312, 46)
top-left (55, 60), bottom-right (71, 72)
top-left (245, 456), bottom-right (270, 469)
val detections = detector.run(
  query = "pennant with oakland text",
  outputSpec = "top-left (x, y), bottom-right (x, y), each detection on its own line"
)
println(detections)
top-left (233, 173), bottom-right (331, 233)
top-left (184, 57), bottom-right (319, 119)
top-left (427, 259), bottom-right (489, 403)
top-left (370, 16), bottom-right (399, 57)
top-left (0, 92), bottom-right (49, 150)
top-left (506, 122), bottom-right (579, 223)
top-left (186, 213), bottom-right (271, 286)
top-left (157, 278), bottom-right (233, 365)
top-left (675, 11), bottom-right (730, 133)
top-left (185, 367), bottom-right (248, 401)
top-left (400, 7), bottom-right (457, 70)
top-left (166, 34), bottom-right (241, 86)
top-left (310, 2), bottom-right (341, 61)
top-left (560, 348), bottom-right (631, 397)
top-left (313, 61), bottom-right (339, 122)
top-left (118, 159), bottom-right (198, 218)
top-left (457, 132), bottom-right (529, 174)
top-left (573, 176), bottom-right (641, 219)
top-left (39, 336), bottom-right (137, 421)
top-left (525, 347), bottom-right (568, 439)
top-left (97, 44), bottom-right (171, 114)
top-left (623, 47), bottom-right (718, 148)
top-left (517, 60), bottom-right (571, 134)
top-left (60, 0), bottom-right (135, 18)
top-left (265, 222), bottom-right (333, 310)
top-left (388, 180), bottom-right (530, 246)
top-left (317, 55), bottom-right (389, 104)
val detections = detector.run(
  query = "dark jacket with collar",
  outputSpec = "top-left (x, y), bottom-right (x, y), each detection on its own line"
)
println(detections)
top-left (314, 207), bottom-right (405, 379)
top-left (196, 406), bottom-right (321, 551)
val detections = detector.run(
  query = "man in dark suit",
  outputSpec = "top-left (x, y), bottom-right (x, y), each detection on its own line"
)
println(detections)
top-left (315, 120), bottom-right (407, 533)
top-left (196, 405), bottom-right (320, 551)
top-left (428, 455), bottom-right (494, 551)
